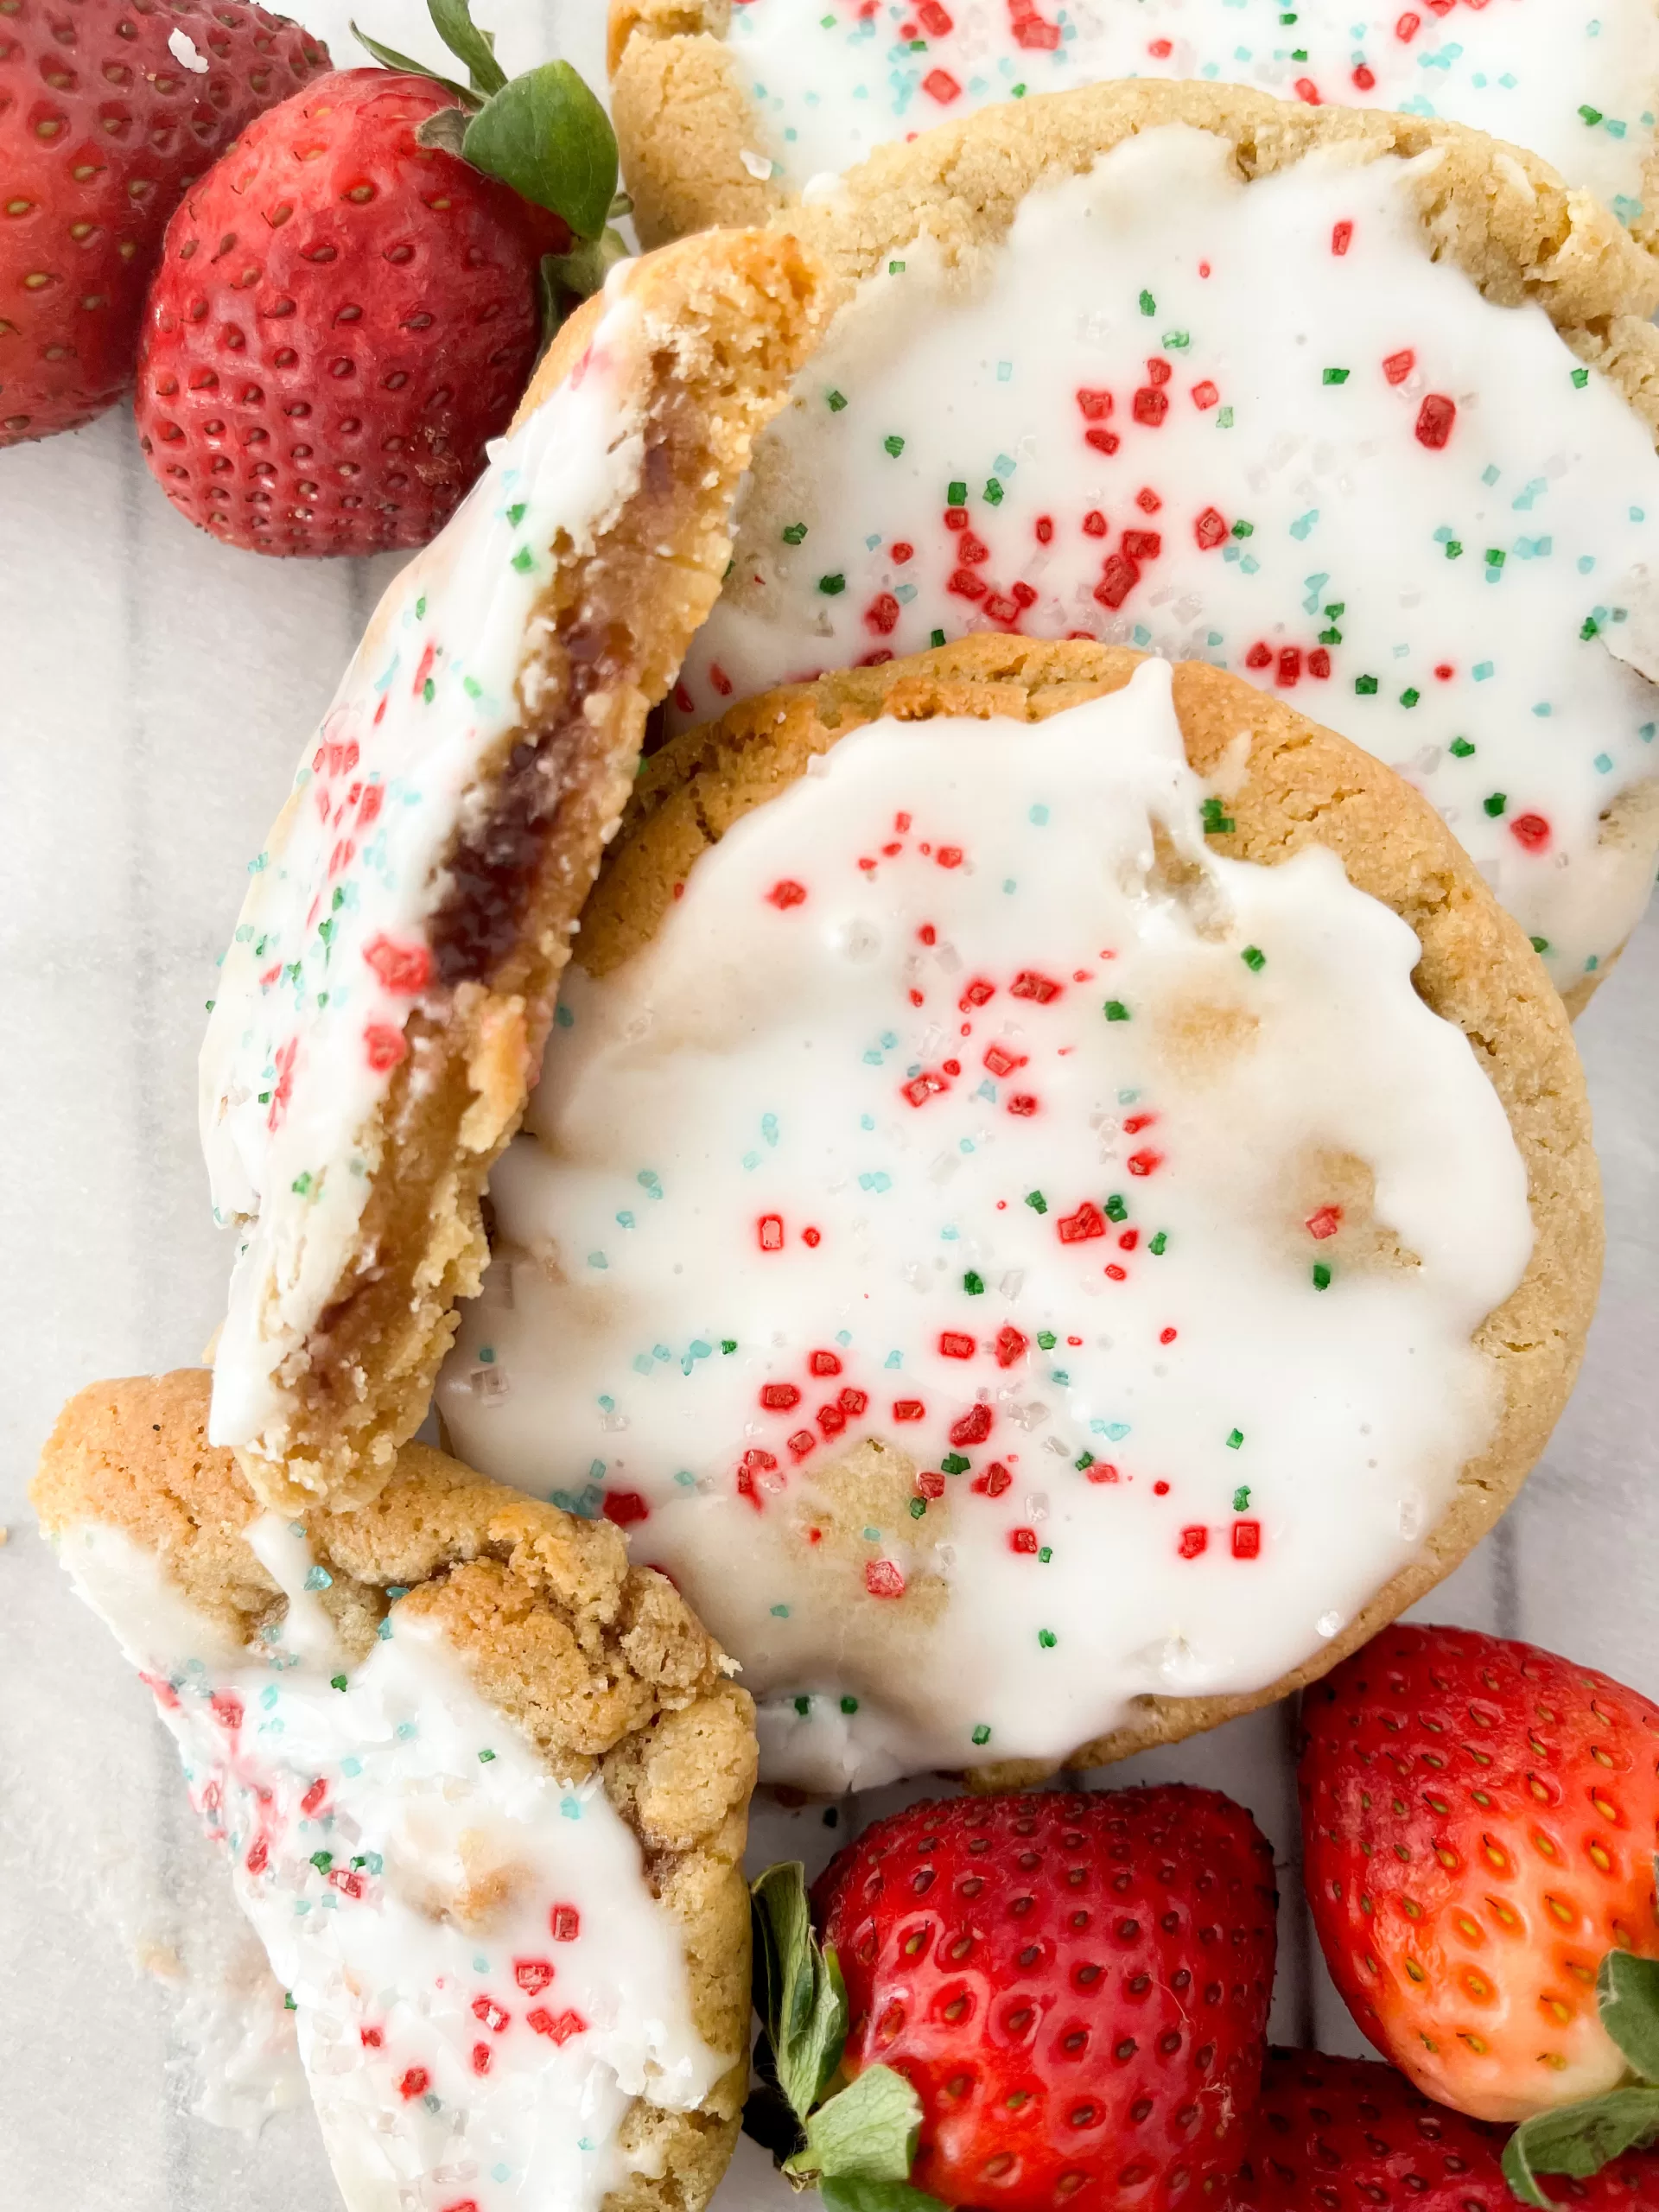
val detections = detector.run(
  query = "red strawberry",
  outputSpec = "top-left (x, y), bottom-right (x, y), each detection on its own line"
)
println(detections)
top-left (1300, 1625), bottom-right (1659, 2124)
top-left (811, 1786), bottom-right (1278, 2209)
top-left (1236, 2047), bottom-right (1659, 2209)
top-left (0, 0), bottom-right (329, 444)
top-left (133, 3), bottom-right (624, 555)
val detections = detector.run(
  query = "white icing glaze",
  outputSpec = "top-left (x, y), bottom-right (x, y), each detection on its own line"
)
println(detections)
top-left (62, 1522), bottom-right (721, 2212)
top-left (727, 0), bottom-right (1659, 226)
top-left (675, 128), bottom-right (1659, 988)
top-left (438, 662), bottom-right (1533, 1791)
top-left (200, 287), bottom-right (648, 1458)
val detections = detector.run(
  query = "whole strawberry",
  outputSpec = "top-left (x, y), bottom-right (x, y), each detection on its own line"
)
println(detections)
top-left (1300, 1626), bottom-right (1659, 2143)
top-left (0, 0), bottom-right (329, 444)
top-left (782, 1787), bottom-right (1278, 2210)
top-left (1236, 2048), bottom-right (1659, 2209)
top-left (134, 3), bottom-right (623, 554)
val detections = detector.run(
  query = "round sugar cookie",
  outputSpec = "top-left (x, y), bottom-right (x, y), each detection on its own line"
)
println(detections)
top-left (666, 84), bottom-right (1659, 1008)
top-left (436, 639), bottom-right (1601, 1794)
top-left (34, 1369), bottom-right (757, 2212)
top-left (608, 0), bottom-right (1659, 249)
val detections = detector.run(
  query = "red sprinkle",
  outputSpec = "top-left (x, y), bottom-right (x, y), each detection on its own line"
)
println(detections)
top-left (1010, 1528), bottom-right (1039, 1555)
top-left (1034, 515), bottom-right (1055, 543)
top-left (1192, 380), bottom-right (1219, 411)
top-left (758, 1214), bottom-right (785, 1251)
top-left (802, 1227), bottom-right (822, 1249)
top-left (810, 1350), bottom-right (842, 1376)
top-left (1095, 553), bottom-right (1141, 610)
top-left (1159, 1327), bottom-right (1178, 1345)
top-left (472, 2043), bottom-right (492, 2075)
top-left (362, 934), bottom-right (430, 995)
top-left (1511, 812), bottom-right (1551, 851)
top-left (1086, 1463), bottom-right (1120, 1484)
top-left (1306, 1205), bottom-right (1342, 1240)
top-left (1332, 219), bottom-right (1353, 254)
top-left (1132, 386), bottom-right (1168, 427)
top-left (1245, 642), bottom-right (1273, 671)
top-left (1414, 393), bottom-right (1457, 448)
top-left (939, 1332), bottom-right (976, 1360)
top-left (761, 1382), bottom-right (801, 1410)
top-left (1233, 1520), bottom-right (1263, 1560)
top-left (1011, 969), bottom-right (1062, 1003)
top-left (1077, 388), bottom-right (1114, 420)
top-left (473, 1997), bottom-right (511, 2031)
top-left (984, 1044), bottom-right (1028, 1077)
top-left (1083, 510), bottom-right (1108, 537)
top-left (950, 1404), bottom-right (994, 1447)
top-left (767, 879), bottom-right (808, 909)
top-left (996, 1325), bottom-right (1029, 1369)
top-left (1007, 1093), bottom-right (1039, 1116)
top-left (865, 1559), bottom-right (906, 1599)
top-left (1178, 1527), bottom-right (1210, 1560)
top-left (1147, 358), bottom-right (1171, 387)
top-left (922, 66), bottom-right (960, 101)
top-left (973, 1462), bottom-right (1013, 1497)
top-left (1352, 63), bottom-right (1376, 88)
top-left (788, 1429), bottom-right (817, 1459)
top-left (1383, 347), bottom-right (1416, 385)
top-left (865, 593), bottom-right (901, 637)
top-left (1294, 75), bottom-right (1320, 103)
top-left (300, 1778), bottom-right (327, 1816)
top-left (1194, 506), bottom-right (1228, 550)
top-left (893, 1399), bottom-right (926, 1422)
top-left (1127, 1149), bottom-right (1163, 1178)
top-left (365, 1022), bottom-right (407, 1074)
top-left (602, 1491), bottom-right (649, 1527)
top-left (1395, 9), bottom-right (1420, 37)
top-left (398, 2069), bottom-right (429, 2101)
top-left (1058, 1201), bottom-right (1108, 1244)
top-left (840, 1386), bottom-right (869, 1416)
top-left (515, 1960), bottom-right (555, 1994)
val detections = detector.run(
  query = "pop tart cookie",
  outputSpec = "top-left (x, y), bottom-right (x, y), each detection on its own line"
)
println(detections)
top-left (666, 87), bottom-right (1659, 1006)
top-left (32, 1369), bottom-right (756, 2212)
top-left (608, 0), bottom-right (1659, 246)
top-left (198, 229), bottom-right (823, 1513)
top-left (435, 641), bottom-right (1600, 1793)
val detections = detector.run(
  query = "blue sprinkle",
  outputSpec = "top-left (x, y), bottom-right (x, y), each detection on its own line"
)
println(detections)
top-left (885, 1350), bottom-right (903, 1369)
top-left (690, 1339), bottom-right (712, 1359)
top-left (762, 1113), bottom-right (779, 1146)
top-left (675, 1470), bottom-right (696, 1486)
top-left (1289, 511), bottom-right (1319, 541)
top-left (858, 1171), bottom-right (893, 1192)
top-left (589, 1459), bottom-right (607, 1480)
top-left (561, 1797), bottom-right (582, 1821)
top-left (303, 1565), bottom-right (333, 1592)
top-left (1472, 661), bottom-right (1494, 681)
top-left (1028, 804), bottom-right (1050, 825)
top-left (615, 1210), bottom-right (636, 1229)
top-left (555, 1003), bottom-right (575, 1029)
top-left (588, 1251), bottom-right (608, 1269)
top-left (860, 1112), bottom-right (875, 1130)
top-left (1595, 752), bottom-right (1614, 772)
top-left (1003, 879), bottom-right (1018, 893)
top-left (342, 1757), bottom-right (363, 1778)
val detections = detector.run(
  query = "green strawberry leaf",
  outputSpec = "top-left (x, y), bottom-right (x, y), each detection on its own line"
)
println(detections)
top-left (352, 20), bottom-right (474, 103)
top-left (785, 2063), bottom-right (922, 2184)
top-left (428, 0), bottom-right (509, 97)
top-left (461, 61), bottom-right (619, 239)
top-left (1600, 1950), bottom-right (1659, 2085)
top-left (821, 2181), bottom-right (950, 2212)
top-left (1503, 2085), bottom-right (1659, 2207)
top-left (752, 1862), bottom-right (849, 2123)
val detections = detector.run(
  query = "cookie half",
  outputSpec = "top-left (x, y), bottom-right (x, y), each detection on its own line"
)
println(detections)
top-left (200, 229), bottom-right (823, 1512)
top-left (33, 1369), bottom-right (756, 2212)
top-left (436, 639), bottom-right (1600, 1791)
top-left (609, 0), bottom-right (1659, 248)
top-left (669, 86), bottom-right (1659, 1005)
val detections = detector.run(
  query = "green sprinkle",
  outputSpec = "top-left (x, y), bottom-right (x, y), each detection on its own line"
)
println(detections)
top-left (930, 628), bottom-right (947, 649)
top-left (1202, 796), bottom-right (1235, 835)
top-left (1580, 104), bottom-right (1604, 124)
top-left (1039, 1546), bottom-right (1053, 1562)
top-left (963, 1271), bottom-right (984, 1294)
top-left (1241, 945), bottom-right (1266, 972)
top-left (1227, 1428), bottom-right (1245, 1450)
top-left (983, 477), bottom-right (1004, 505)
top-left (888, 259), bottom-right (906, 274)
top-left (795, 1694), bottom-right (812, 1716)
top-left (1161, 329), bottom-right (1190, 350)
top-left (1025, 1189), bottom-right (1048, 1215)
top-left (291, 1171), bottom-right (313, 1196)
top-left (1104, 1194), bottom-right (1128, 1223)
top-left (1217, 405), bottom-right (1235, 428)
top-left (942, 1453), bottom-right (971, 1476)
top-left (826, 390), bottom-right (848, 411)
top-left (1038, 1629), bottom-right (1058, 1649)
top-left (721, 1338), bottom-right (737, 1354)
top-left (842, 1694), bottom-right (860, 1713)
top-left (1231, 519), bottom-right (1255, 539)
top-left (1319, 626), bottom-right (1342, 645)
top-left (1572, 366), bottom-right (1590, 389)
top-left (1445, 539), bottom-right (1464, 560)
top-left (478, 1748), bottom-right (496, 1764)
top-left (414, 594), bottom-right (426, 618)
top-left (884, 434), bottom-right (906, 457)
top-left (422, 677), bottom-right (435, 703)
top-left (1485, 548), bottom-right (1506, 569)
top-left (283, 1992), bottom-right (296, 2010)
top-left (971, 1723), bottom-right (992, 1745)
top-left (1037, 1330), bottom-right (1058, 1351)
top-left (1322, 367), bottom-right (1351, 385)
top-left (1581, 615), bottom-right (1601, 640)
top-left (948, 479), bottom-right (967, 506)
top-left (310, 1851), bottom-right (333, 1873)
top-left (1148, 1231), bottom-right (1167, 1255)
top-left (819, 573), bottom-right (846, 596)
top-left (1138, 289), bottom-right (1155, 315)
top-left (1313, 1262), bottom-right (1332, 1291)
top-left (511, 545), bottom-right (534, 573)
top-left (1530, 934), bottom-right (1551, 955)
top-left (506, 502), bottom-right (526, 526)
top-left (1450, 736), bottom-right (1476, 757)
top-left (1484, 791), bottom-right (1508, 817)
top-left (330, 1675), bottom-right (348, 1692)
top-left (782, 522), bottom-right (807, 545)
top-left (1103, 999), bottom-right (1130, 1022)
top-left (463, 676), bottom-right (482, 700)
top-left (1355, 674), bottom-right (1379, 696)
top-left (1233, 1486), bottom-right (1251, 1513)
top-left (1400, 687), bottom-right (1420, 709)
top-left (1075, 1451), bottom-right (1096, 1472)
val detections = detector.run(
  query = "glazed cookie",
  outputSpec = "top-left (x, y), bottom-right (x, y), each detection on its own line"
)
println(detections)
top-left (669, 86), bottom-right (1659, 1006)
top-left (200, 228), bottom-right (823, 1514)
top-left (609, 0), bottom-right (1659, 247)
top-left (33, 1369), bottom-right (757, 2212)
top-left (436, 639), bottom-right (1601, 1793)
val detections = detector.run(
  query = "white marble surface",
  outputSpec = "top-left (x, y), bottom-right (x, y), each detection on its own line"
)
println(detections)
top-left (0, 3), bottom-right (1655, 2204)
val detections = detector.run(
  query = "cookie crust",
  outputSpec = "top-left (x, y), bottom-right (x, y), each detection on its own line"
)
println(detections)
top-left (207, 227), bottom-right (823, 1516)
top-left (33, 1368), bottom-right (758, 2209)
top-left (574, 636), bottom-right (1603, 1783)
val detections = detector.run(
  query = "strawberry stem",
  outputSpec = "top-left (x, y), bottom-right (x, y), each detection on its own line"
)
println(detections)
top-left (428, 0), bottom-right (508, 99)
